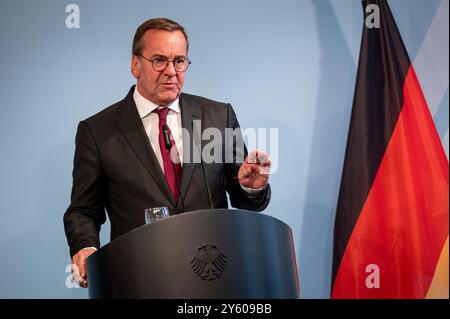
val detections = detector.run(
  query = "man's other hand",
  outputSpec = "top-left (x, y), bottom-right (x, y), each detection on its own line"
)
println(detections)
top-left (238, 150), bottom-right (271, 189)
top-left (71, 248), bottom-right (96, 288)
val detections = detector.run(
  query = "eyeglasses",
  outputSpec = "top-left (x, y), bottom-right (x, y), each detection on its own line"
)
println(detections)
top-left (137, 54), bottom-right (191, 73)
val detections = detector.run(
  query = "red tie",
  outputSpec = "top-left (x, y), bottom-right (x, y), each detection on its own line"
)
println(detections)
top-left (154, 107), bottom-right (183, 202)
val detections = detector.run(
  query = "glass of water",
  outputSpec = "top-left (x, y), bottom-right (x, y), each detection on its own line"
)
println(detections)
top-left (145, 206), bottom-right (170, 224)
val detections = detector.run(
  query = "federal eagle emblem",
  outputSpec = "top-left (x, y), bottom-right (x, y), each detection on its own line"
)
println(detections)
top-left (189, 244), bottom-right (227, 281)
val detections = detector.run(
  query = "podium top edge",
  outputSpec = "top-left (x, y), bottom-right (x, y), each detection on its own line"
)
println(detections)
top-left (93, 209), bottom-right (290, 255)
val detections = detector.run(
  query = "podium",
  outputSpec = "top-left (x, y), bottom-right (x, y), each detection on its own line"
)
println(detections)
top-left (87, 209), bottom-right (299, 298)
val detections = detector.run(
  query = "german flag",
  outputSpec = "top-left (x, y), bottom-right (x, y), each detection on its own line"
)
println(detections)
top-left (331, 0), bottom-right (449, 298)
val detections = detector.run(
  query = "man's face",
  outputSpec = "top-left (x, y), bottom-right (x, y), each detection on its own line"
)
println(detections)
top-left (131, 29), bottom-right (187, 106)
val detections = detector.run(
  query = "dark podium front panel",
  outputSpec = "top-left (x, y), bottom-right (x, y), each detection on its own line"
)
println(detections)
top-left (87, 209), bottom-right (299, 298)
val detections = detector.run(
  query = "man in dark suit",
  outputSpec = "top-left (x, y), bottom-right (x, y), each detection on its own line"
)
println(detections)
top-left (64, 18), bottom-right (271, 288)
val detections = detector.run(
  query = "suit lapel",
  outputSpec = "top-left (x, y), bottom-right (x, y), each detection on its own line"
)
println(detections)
top-left (179, 93), bottom-right (202, 201)
top-left (114, 87), bottom-right (175, 204)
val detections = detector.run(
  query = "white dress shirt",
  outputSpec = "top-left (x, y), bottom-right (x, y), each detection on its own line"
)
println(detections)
top-left (133, 87), bottom-right (183, 174)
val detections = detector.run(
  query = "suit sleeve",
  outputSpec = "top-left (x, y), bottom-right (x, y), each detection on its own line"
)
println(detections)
top-left (63, 121), bottom-right (106, 258)
top-left (225, 104), bottom-right (271, 211)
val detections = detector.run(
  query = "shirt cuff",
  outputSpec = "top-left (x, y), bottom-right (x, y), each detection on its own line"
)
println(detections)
top-left (80, 247), bottom-right (97, 252)
top-left (240, 183), bottom-right (267, 194)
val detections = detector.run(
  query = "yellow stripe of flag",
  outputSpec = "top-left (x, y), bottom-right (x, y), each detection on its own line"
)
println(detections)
top-left (426, 236), bottom-right (449, 299)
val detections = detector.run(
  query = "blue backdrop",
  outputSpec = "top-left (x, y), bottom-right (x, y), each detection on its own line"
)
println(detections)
top-left (0, 0), bottom-right (448, 298)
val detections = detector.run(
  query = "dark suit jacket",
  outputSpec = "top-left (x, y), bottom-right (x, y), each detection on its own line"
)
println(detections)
top-left (64, 86), bottom-right (271, 257)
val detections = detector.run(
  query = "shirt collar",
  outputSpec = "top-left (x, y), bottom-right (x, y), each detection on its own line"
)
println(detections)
top-left (133, 86), bottom-right (180, 119)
